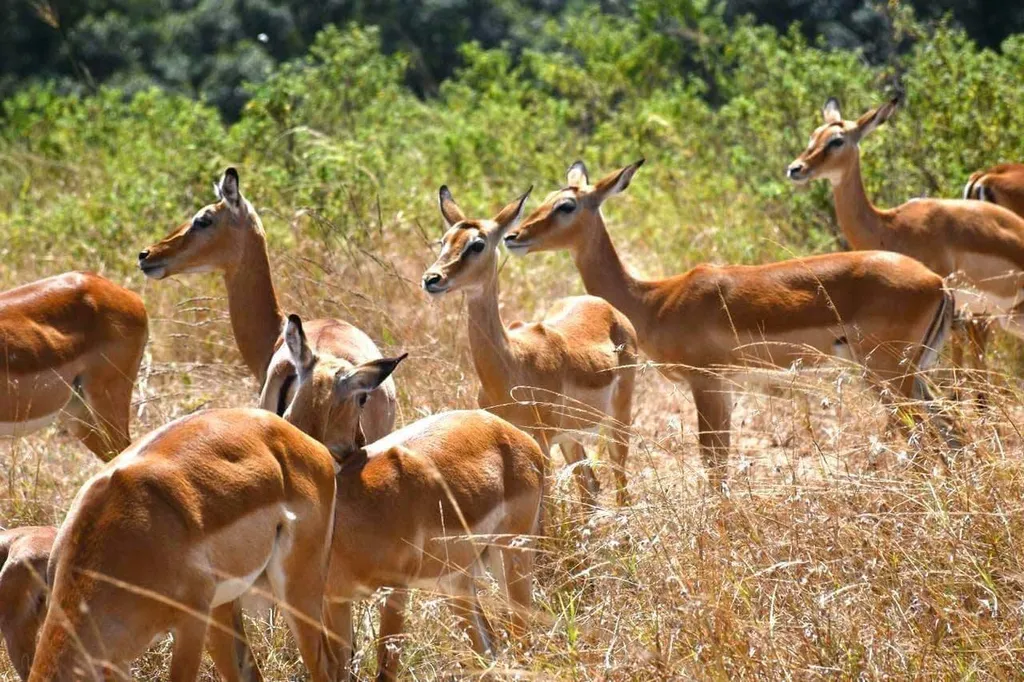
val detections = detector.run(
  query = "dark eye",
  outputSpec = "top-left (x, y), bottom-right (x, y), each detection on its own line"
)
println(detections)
top-left (826, 137), bottom-right (844, 150)
top-left (192, 215), bottom-right (212, 229)
top-left (556, 201), bottom-right (576, 214)
top-left (469, 240), bottom-right (486, 253)
top-left (358, 394), bottom-right (368, 407)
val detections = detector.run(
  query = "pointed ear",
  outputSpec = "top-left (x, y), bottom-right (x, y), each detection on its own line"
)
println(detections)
top-left (438, 186), bottom-right (466, 227)
top-left (853, 96), bottom-right (899, 141)
top-left (590, 159), bottom-right (645, 205)
top-left (284, 314), bottom-right (314, 374)
top-left (490, 187), bottom-right (532, 238)
top-left (822, 97), bottom-right (842, 124)
top-left (219, 167), bottom-right (241, 208)
top-left (336, 353), bottom-right (407, 400)
top-left (566, 161), bottom-right (589, 188)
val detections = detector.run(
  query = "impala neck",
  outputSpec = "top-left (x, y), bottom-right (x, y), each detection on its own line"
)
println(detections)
top-left (571, 214), bottom-right (651, 335)
top-left (465, 268), bottom-right (517, 397)
top-left (223, 215), bottom-right (285, 383)
top-left (831, 155), bottom-right (886, 250)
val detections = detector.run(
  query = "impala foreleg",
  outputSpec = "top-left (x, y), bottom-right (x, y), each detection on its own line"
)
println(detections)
top-left (559, 440), bottom-right (599, 507)
top-left (692, 378), bottom-right (732, 494)
top-left (375, 590), bottom-right (410, 682)
top-left (206, 601), bottom-right (263, 682)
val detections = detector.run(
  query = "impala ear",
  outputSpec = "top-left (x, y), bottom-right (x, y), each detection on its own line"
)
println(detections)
top-left (491, 187), bottom-right (532, 238)
top-left (590, 159), bottom-right (644, 205)
top-left (566, 160), bottom-right (589, 188)
top-left (853, 96), bottom-right (900, 142)
top-left (336, 353), bottom-right (407, 402)
top-left (218, 167), bottom-right (241, 209)
top-left (438, 186), bottom-right (467, 227)
top-left (822, 97), bottom-right (842, 124)
top-left (284, 314), bottom-right (314, 374)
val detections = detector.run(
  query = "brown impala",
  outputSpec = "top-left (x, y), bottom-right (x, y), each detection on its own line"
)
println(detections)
top-left (27, 409), bottom-right (339, 682)
top-left (423, 186), bottom-right (638, 505)
top-left (788, 97), bottom-right (1024, 387)
top-left (0, 272), bottom-right (148, 459)
top-left (138, 168), bottom-right (396, 442)
top-left (257, 315), bottom-right (544, 681)
top-left (0, 526), bottom-right (55, 680)
top-left (505, 159), bottom-right (959, 490)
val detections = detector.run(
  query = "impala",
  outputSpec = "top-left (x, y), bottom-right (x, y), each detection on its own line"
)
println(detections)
top-left (28, 409), bottom-right (339, 682)
top-left (1, 526), bottom-right (55, 680)
top-left (505, 159), bottom-right (958, 490)
top-left (422, 186), bottom-right (638, 505)
top-left (965, 162), bottom-right (1024, 218)
top-left (259, 315), bottom-right (544, 680)
top-left (138, 168), bottom-right (396, 441)
top-left (0, 272), bottom-right (148, 459)
top-left (787, 98), bottom-right (1024, 389)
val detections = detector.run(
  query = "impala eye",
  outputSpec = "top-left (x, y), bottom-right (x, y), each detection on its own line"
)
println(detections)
top-left (826, 137), bottom-right (845, 150)
top-left (358, 394), bottom-right (368, 407)
top-left (469, 240), bottom-right (486, 254)
top-left (556, 200), bottom-right (576, 214)
top-left (192, 215), bottom-right (213, 229)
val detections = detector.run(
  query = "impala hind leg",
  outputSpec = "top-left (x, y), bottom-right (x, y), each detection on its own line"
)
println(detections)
top-left (168, 613), bottom-right (210, 682)
top-left (559, 440), bottom-right (599, 507)
top-left (324, 598), bottom-right (355, 680)
top-left (265, 548), bottom-right (335, 682)
top-left (691, 378), bottom-right (732, 494)
top-left (375, 590), bottom-right (409, 682)
top-left (206, 601), bottom-right (263, 682)
top-left (609, 372), bottom-right (635, 506)
top-left (65, 360), bottom-right (138, 460)
top-left (446, 576), bottom-right (497, 663)
top-left (491, 542), bottom-right (534, 642)
top-left (951, 316), bottom-right (991, 407)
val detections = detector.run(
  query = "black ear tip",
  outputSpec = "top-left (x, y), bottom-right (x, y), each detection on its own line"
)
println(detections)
top-left (396, 352), bottom-right (409, 363)
top-left (439, 185), bottom-right (451, 199)
top-left (634, 158), bottom-right (646, 168)
top-left (287, 313), bottom-right (304, 332)
top-left (225, 167), bottom-right (239, 180)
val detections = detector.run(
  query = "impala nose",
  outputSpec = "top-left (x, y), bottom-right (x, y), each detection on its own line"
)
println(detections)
top-left (138, 250), bottom-right (150, 262)
top-left (786, 163), bottom-right (805, 180)
top-left (422, 272), bottom-right (443, 292)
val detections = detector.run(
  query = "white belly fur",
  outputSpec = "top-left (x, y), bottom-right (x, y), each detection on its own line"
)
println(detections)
top-left (0, 410), bottom-right (63, 438)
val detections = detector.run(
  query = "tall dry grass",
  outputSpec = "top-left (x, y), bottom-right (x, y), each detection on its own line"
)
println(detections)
top-left (2, 208), bottom-right (1023, 680)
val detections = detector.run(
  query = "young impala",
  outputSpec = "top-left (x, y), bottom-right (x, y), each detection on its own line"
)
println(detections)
top-left (0, 272), bottom-right (148, 459)
top-left (258, 315), bottom-right (544, 681)
top-left (787, 98), bottom-right (1024, 388)
top-left (28, 409), bottom-right (339, 682)
top-left (422, 186), bottom-right (638, 505)
top-left (138, 168), bottom-right (396, 441)
top-left (505, 159), bottom-right (958, 491)
top-left (964, 163), bottom-right (1024, 218)
top-left (1, 526), bottom-right (55, 680)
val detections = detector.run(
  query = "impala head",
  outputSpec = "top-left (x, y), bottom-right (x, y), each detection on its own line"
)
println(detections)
top-left (421, 185), bottom-right (532, 295)
top-left (786, 96), bottom-right (900, 185)
top-left (138, 167), bottom-right (260, 279)
top-left (262, 314), bottom-right (406, 455)
top-left (506, 159), bottom-right (644, 254)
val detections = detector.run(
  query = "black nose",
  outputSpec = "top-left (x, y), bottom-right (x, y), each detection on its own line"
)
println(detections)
top-left (423, 272), bottom-right (442, 287)
top-left (138, 250), bottom-right (150, 262)
top-left (786, 164), bottom-right (803, 178)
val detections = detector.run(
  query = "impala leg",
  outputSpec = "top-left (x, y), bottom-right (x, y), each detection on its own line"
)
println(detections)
top-left (446, 577), bottom-right (496, 663)
top-left (65, 360), bottom-right (137, 461)
top-left (495, 543), bottom-right (534, 642)
top-left (324, 598), bottom-right (355, 681)
top-left (691, 379), bottom-right (732, 494)
top-left (168, 609), bottom-right (210, 682)
top-left (560, 440), bottom-right (599, 507)
top-left (375, 590), bottom-right (409, 682)
top-left (206, 601), bottom-right (263, 682)
top-left (609, 375), bottom-right (634, 506)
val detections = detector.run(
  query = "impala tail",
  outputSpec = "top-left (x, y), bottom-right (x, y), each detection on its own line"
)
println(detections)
top-left (915, 286), bottom-right (955, 392)
top-left (963, 171), bottom-right (988, 202)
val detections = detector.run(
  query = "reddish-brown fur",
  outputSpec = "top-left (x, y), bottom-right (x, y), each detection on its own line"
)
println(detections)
top-left (0, 272), bottom-right (148, 459)
top-left (508, 160), bottom-right (958, 490)
top-left (0, 527), bottom-right (56, 680)
top-left (139, 168), bottom-right (396, 442)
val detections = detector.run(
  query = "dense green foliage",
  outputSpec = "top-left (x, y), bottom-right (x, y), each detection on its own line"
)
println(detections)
top-left (3, 5), bottom-right (1023, 285)
top-left (4, 0), bottom-right (1023, 118)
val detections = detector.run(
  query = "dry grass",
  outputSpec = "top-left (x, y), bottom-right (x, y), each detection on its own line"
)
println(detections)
top-left (3, 226), bottom-right (1024, 680)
